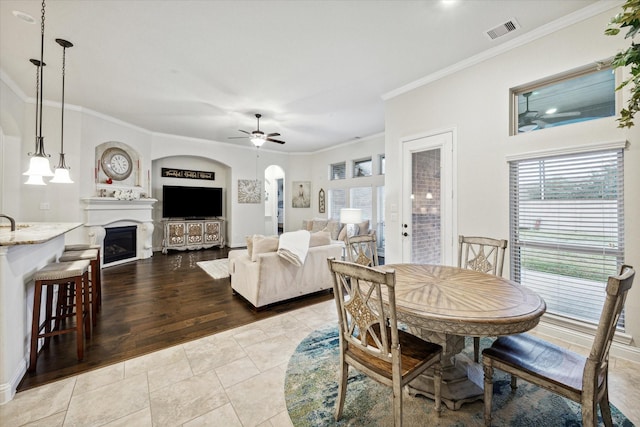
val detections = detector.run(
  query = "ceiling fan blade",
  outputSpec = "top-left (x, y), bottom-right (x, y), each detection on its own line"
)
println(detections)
top-left (267, 132), bottom-right (280, 137)
top-left (267, 138), bottom-right (285, 144)
top-left (228, 136), bottom-right (248, 139)
top-left (238, 129), bottom-right (251, 135)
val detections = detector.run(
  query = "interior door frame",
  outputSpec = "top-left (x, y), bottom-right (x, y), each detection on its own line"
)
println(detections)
top-left (401, 128), bottom-right (457, 265)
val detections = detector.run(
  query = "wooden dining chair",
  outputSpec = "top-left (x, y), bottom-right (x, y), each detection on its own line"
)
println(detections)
top-left (458, 235), bottom-right (508, 362)
top-left (327, 258), bottom-right (443, 426)
top-left (345, 232), bottom-right (379, 267)
top-left (482, 264), bottom-right (635, 427)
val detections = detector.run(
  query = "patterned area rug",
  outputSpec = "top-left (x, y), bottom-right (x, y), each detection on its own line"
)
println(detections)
top-left (196, 258), bottom-right (230, 280)
top-left (285, 326), bottom-right (633, 426)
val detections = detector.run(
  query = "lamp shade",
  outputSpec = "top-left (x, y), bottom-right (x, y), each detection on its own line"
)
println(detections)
top-left (24, 174), bottom-right (46, 185)
top-left (50, 167), bottom-right (74, 183)
top-left (23, 156), bottom-right (54, 177)
top-left (340, 208), bottom-right (362, 224)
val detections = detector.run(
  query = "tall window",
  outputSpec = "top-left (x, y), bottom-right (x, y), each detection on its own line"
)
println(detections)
top-left (350, 187), bottom-right (372, 222)
top-left (509, 147), bottom-right (625, 327)
top-left (328, 189), bottom-right (346, 219)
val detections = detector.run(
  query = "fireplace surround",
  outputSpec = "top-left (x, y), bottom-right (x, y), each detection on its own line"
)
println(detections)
top-left (81, 197), bottom-right (156, 267)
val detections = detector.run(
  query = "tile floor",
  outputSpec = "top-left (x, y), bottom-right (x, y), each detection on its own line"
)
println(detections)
top-left (1, 300), bottom-right (639, 426)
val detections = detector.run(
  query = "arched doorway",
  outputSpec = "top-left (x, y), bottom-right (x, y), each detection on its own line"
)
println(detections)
top-left (264, 165), bottom-right (285, 235)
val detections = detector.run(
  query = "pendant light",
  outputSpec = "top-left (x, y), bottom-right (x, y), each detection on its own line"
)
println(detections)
top-left (24, 0), bottom-right (53, 182)
top-left (50, 38), bottom-right (74, 184)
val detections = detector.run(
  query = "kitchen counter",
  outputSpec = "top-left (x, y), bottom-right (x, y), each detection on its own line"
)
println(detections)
top-left (0, 222), bottom-right (82, 404)
top-left (0, 222), bottom-right (82, 246)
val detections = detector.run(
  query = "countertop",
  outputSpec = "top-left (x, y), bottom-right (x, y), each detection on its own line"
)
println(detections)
top-left (0, 222), bottom-right (83, 246)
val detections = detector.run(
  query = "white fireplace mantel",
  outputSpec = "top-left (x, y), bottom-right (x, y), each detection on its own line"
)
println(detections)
top-left (81, 197), bottom-right (157, 266)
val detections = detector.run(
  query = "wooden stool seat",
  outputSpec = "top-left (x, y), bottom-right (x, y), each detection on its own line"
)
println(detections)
top-left (30, 260), bottom-right (91, 372)
top-left (59, 249), bottom-right (101, 325)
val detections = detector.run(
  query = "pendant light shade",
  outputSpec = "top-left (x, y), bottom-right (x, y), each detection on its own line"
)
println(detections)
top-left (50, 38), bottom-right (74, 184)
top-left (24, 174), bottom-right (46, 186)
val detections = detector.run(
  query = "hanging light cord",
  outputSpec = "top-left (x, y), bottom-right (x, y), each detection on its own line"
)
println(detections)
top-left (38, 0), bottom-right (45, 141)
top-left (60, 43), bottom-right (67, 158)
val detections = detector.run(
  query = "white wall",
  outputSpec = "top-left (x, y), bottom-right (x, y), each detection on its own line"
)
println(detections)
top-left (384, 8), bottom-right (640, 348)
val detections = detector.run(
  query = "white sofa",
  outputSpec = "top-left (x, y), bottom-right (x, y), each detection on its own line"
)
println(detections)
top-left (228, 233), bottom-right (343, 309)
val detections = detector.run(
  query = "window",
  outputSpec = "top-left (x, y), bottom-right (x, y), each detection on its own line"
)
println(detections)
top-left (512, 64), bottom-right (615, 135)
top-left (509, 147), bottom-right (625, 327)
top-left (350, 187), bottom-right (372, 222)
top-left (328, 189), bottom-right (346, 219)
top-left (353, 158), bottom-right (372, 177)
top-left (379, 155), bottom-right (385, 175)
top-left (330, 162), bottom-right (346, 180)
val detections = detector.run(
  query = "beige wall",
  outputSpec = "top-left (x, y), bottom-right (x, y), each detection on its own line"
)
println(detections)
top-left (384, 8), bottom-right (640, 351)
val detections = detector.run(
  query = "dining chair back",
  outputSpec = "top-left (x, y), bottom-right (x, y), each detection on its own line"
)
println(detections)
top-left (458, 235), bottom-right (508, 276)
top-left (345, 232), bottom-right (379, 267)
top-left (482, 264), bottom-right (635, 427)
top-left (458, 235), bottom-right (508, 361)
top-left (327, 257), bottom-right (443, 426)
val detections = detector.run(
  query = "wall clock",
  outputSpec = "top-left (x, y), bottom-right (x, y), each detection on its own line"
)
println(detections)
top-left (101, 147), bottom-right (133, 181)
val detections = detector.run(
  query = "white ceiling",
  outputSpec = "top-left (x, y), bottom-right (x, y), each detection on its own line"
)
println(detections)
top-left (0, 0), bottom-right (609, 153)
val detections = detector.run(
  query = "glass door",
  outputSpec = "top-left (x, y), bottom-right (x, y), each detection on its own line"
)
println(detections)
top-left (402, 132), bottom-right (455, 264)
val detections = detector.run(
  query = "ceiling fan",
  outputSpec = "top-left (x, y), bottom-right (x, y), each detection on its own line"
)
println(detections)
top-left (229, 113), bottom-right (285, 147)
top-left (518, 92), bottom-right (581, 132)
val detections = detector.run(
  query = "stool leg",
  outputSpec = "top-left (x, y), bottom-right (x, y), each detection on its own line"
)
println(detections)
top-left (29, 282), bottom-right (43, 372)
top-left (90, 260), bottom-right (98, 327)
top-left (44, 285), bottom-right (54, 347)
top-left (82, 271), bottom-right (91, 339)
top-left (74, 275), bottom-right (85, 360)
top-left (95, 252), bottom-right (102, 311)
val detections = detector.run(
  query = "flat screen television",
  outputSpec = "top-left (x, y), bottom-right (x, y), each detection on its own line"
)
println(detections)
top-left (162, 185), bottom-right (223, 218)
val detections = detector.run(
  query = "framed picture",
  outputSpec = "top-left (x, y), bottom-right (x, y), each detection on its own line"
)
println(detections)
top-left (318, 188), bottom-right (325, 213)
top-left (238, 179), bottom-right (261, 203)
top-left (292, 181), bottom-right (311, 208)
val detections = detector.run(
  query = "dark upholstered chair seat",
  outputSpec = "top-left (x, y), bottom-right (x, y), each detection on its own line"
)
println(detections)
top-left (483, 333), bottom-right (588, 393)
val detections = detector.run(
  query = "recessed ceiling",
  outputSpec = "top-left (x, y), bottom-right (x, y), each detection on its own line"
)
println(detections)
top-left (0, 0), bottom-right (603, 152)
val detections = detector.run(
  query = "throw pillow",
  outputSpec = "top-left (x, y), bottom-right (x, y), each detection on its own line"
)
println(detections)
top-left (324, 219), bottom-right (342, 240)
top-left (311, 219), bottom-right (328, 232)
top-left (302, 220), bottom-right (313, 231)
top-left (251, 235), bottom-right (279, 262)
top-left (338, 224), bottom-right (359, 241)
top-left (309, 231), bottom-right (331, 247)
top-left (246, 235), bottom-right (255, 259)
top-left (356, 219), bottom-right (370, 235)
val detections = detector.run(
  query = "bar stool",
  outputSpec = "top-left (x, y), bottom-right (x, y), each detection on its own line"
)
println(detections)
top-left (59, 249), bottom-right (101, 327)
top-left (63, 245), bottom-right (102, 310)
top-left (30, 260), bottom-right (91, 372)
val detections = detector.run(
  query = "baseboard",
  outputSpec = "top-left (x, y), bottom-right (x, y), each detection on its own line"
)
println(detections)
top-left (535, 320), bottom-right (640, 363)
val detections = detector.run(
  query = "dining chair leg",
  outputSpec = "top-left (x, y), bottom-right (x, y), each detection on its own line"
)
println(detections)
top-left (598, 383), bottom-right (613, 427)
top-left (483, 364), bottom-right (494, 426)
top-left (392, 379), bottom-right (402, 427)
top-left (334, 357), bottom-right (348, 421)
top-left (474, 337), bottom-right (480, 363)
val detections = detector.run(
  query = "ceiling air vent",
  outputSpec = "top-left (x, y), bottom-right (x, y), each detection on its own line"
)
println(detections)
top-left (485, 18), bottom-right (520, 40)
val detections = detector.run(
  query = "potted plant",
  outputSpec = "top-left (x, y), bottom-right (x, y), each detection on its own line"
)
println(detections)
top-left (605, 0), bottom-right (640, 128)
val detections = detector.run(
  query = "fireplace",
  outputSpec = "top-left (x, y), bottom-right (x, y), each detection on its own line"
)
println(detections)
top-left (104, 226), bottom-right (137, 264)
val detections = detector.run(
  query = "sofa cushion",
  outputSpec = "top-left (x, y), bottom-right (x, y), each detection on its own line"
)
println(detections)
top-left (251, 235), bottom-right (279, 262)
top-left (309, 231), bottom-right (331, 247)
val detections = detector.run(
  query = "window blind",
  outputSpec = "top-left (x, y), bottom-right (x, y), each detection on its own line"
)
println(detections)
top-left (509, 148), bottom-right (625, 327)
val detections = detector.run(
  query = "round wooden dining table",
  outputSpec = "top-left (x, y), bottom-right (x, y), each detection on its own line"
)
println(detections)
top-left (379, 264), bottom-right (546, 410)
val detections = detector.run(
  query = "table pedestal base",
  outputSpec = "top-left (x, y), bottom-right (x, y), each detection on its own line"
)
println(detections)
top-left (408, 364), bottom-right (483, 411)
